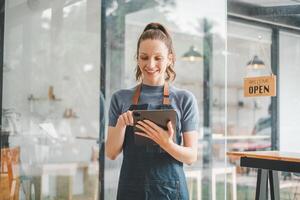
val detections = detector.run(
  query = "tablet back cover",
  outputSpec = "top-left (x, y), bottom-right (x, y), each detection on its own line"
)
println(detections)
top-left (133, 109), bottom-right (177, 145)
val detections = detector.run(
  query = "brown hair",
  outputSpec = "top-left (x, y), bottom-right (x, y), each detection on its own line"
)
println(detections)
top-left (135, 22), bottom-right (176, 82)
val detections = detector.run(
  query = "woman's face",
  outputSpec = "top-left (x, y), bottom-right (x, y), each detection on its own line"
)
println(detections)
top-left (138, 39), bottom-right (172, 86)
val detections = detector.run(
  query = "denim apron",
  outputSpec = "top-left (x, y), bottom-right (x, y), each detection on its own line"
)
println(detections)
top-left (116, 83), bottom-right (189, 200)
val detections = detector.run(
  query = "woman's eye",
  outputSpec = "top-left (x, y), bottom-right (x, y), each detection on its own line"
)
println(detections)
top-left (155, 57), bottom-right (163, 61)
top-left (139, 56), bottom-right (148, 60)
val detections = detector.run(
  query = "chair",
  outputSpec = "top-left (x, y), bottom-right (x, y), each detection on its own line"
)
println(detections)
top-left (0, 146), bottom-right (20, 200)
top-left (212, 166), bottom-right (237, 200)
top-left (185, 170), bottom-right (202, 200)
top-left (185, 166), bottom-right (237, 200)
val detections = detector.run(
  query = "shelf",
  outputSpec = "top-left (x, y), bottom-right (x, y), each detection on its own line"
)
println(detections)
top-left (76, 136), bottom-right (98, 140)
top-left (211, 103), bottom-right (261, 110)
top-left (176, 81), bottom-right (243, 89)
top-left (28, 95), bottom-right (62, 102)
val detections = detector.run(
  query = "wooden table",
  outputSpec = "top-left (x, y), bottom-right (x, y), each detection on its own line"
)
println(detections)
top-left (227, 151), bottom-right (300, 200)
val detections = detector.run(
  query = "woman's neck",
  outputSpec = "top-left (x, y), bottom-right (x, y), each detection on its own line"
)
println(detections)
top-left (142, 79), bottom-right (165, 86)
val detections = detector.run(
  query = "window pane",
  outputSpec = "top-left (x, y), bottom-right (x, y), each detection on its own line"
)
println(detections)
top-left (227, 20), bottom-right (272, 200)
top-left (2, 1), bottom-right (100, 199)
top-left (280, 31), bottom-right (300, 152)
top-left (104, 0), bottom-right (226, 199)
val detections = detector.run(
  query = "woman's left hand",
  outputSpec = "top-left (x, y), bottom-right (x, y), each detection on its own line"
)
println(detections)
top-left (135, 120), bottom-right (175, 147)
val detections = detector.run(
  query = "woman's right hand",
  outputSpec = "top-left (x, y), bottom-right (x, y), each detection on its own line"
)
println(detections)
top-left (116, 110), bottom-right (134, 129)
top-left (106, 110), bottom-right (133, 160)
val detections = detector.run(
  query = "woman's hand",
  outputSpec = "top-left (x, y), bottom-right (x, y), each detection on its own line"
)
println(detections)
top-left (135, 120), bottom-right (198, 165)
top-left (135, 120), bottom-right (175, 148)
top-left (116, 110), bottom-right (134, 129)
top-left (106, 110), bottom-right (133, 160)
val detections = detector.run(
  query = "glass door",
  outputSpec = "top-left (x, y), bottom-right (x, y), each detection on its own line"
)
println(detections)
top-left (1, 0), bottom-right (101, 199)
top-left (103, 0), bottom-right (227, 199)
top-left (228, 0), bottom-right (300, 198)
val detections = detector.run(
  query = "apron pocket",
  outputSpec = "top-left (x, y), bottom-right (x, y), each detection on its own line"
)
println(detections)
top-left (117, 181), bottom-right (144, 200)
top-left (145, 180), bottom-right (180, 200)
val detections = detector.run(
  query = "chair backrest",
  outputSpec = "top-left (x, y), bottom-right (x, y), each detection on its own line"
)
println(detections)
top-left (0, 146), bottom-right (20, 200)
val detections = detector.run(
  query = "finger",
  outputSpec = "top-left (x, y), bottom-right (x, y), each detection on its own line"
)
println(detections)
top-left (137, 121), bottom-right (156, 135)
top-left (138, 121), bottom-right (162, 142)
top-left (118, 114), bottom-right (125, 126)
top-left (135, 124), bottom-right (152, 136)
top-left (167, 121), bottom-right (173, 131)
top-left (122, 113), bottom-right (129, 125)
top-left (135, 132), bottom-right (151, 139)
top-left (127, 111), bottom-right (134, 126)
top-left (142, 120), bottom-right (161, 132)
top-left (136, 124), bottom-right (154, 137)
top-left (167, 121), bottom-right (174, 136)
top-left (125, 112), bottom-right (132, 125)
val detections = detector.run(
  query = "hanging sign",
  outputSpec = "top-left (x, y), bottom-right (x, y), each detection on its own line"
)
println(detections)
top-left (244, 75), bottom-right (276, 97)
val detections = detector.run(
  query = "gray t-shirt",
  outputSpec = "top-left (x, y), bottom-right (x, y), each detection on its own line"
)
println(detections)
top-left (108, 84), bottom-right (199, 133)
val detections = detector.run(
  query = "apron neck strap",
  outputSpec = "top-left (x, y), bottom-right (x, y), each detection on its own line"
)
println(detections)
top-left (132, 82), bottom-right (170, 105)
top-left (163, 82), bottom-right (170, 105)
top-left (132, 84), bottom-right (142, 105)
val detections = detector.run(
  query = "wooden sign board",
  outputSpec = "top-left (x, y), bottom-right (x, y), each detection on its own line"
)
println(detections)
top-left (244, 75), bottom-right (276, 97)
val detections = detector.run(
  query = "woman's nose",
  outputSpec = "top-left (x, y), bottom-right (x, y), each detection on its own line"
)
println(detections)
top-left (147, 58), bottom-right (155, 68)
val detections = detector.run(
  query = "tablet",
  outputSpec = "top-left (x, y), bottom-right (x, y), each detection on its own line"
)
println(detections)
top-left (132, 109), bottom-right (177, 145)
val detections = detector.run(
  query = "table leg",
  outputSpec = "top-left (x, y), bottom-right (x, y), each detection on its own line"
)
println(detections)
top-left (255, 169), bottom-right (268, 200)
top-left (269, 170), bottom-right (280, 200)
top-left (29, 176), bottom-right (41, 200)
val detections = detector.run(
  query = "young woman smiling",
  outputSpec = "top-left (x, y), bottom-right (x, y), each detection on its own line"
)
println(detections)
top-left (105, 22), bottom-right (199, 200)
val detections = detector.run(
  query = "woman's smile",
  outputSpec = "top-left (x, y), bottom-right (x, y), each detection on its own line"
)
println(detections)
top-left (144, 68), bottom-right (159, 75)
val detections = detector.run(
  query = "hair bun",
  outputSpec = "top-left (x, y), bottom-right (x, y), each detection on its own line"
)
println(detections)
top-left (144, 23), bottom-right (160, 30)
top-left (143, 22), bottom-right (169, 36)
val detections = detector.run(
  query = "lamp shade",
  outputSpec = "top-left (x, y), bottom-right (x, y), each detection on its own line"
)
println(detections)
top-left (246, 55), bottom-right (265, 69)
top-left (182, 45), bottom-right (203, 62)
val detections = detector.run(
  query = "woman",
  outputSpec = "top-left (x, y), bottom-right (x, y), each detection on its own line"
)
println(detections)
top-left (105, 22), bottom-right (199, 200)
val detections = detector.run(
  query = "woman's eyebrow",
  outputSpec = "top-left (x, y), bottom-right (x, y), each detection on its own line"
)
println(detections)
top-left (139, 52), bottom-right (163, 56)
top-left (139, 52), bottom-right (148, 56)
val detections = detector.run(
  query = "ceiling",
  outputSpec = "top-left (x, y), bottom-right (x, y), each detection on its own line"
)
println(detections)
top-left (230, 0), bottom-right (300, 7)
top-left (228, 0), bottom-right (300, 29)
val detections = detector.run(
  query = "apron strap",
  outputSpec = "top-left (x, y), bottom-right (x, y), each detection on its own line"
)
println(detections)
top-left (132, 82), bottom-right (170, 105)
top-left (132, 84), bottom-right (142, 105)
top-left (163, 82), bottom-right (170, 105)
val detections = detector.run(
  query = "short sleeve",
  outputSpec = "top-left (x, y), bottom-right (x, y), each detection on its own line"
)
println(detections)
top-left (181, 92), bottom-right (199, 132)
top-left (108, 92), bottom-right (121, 127)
